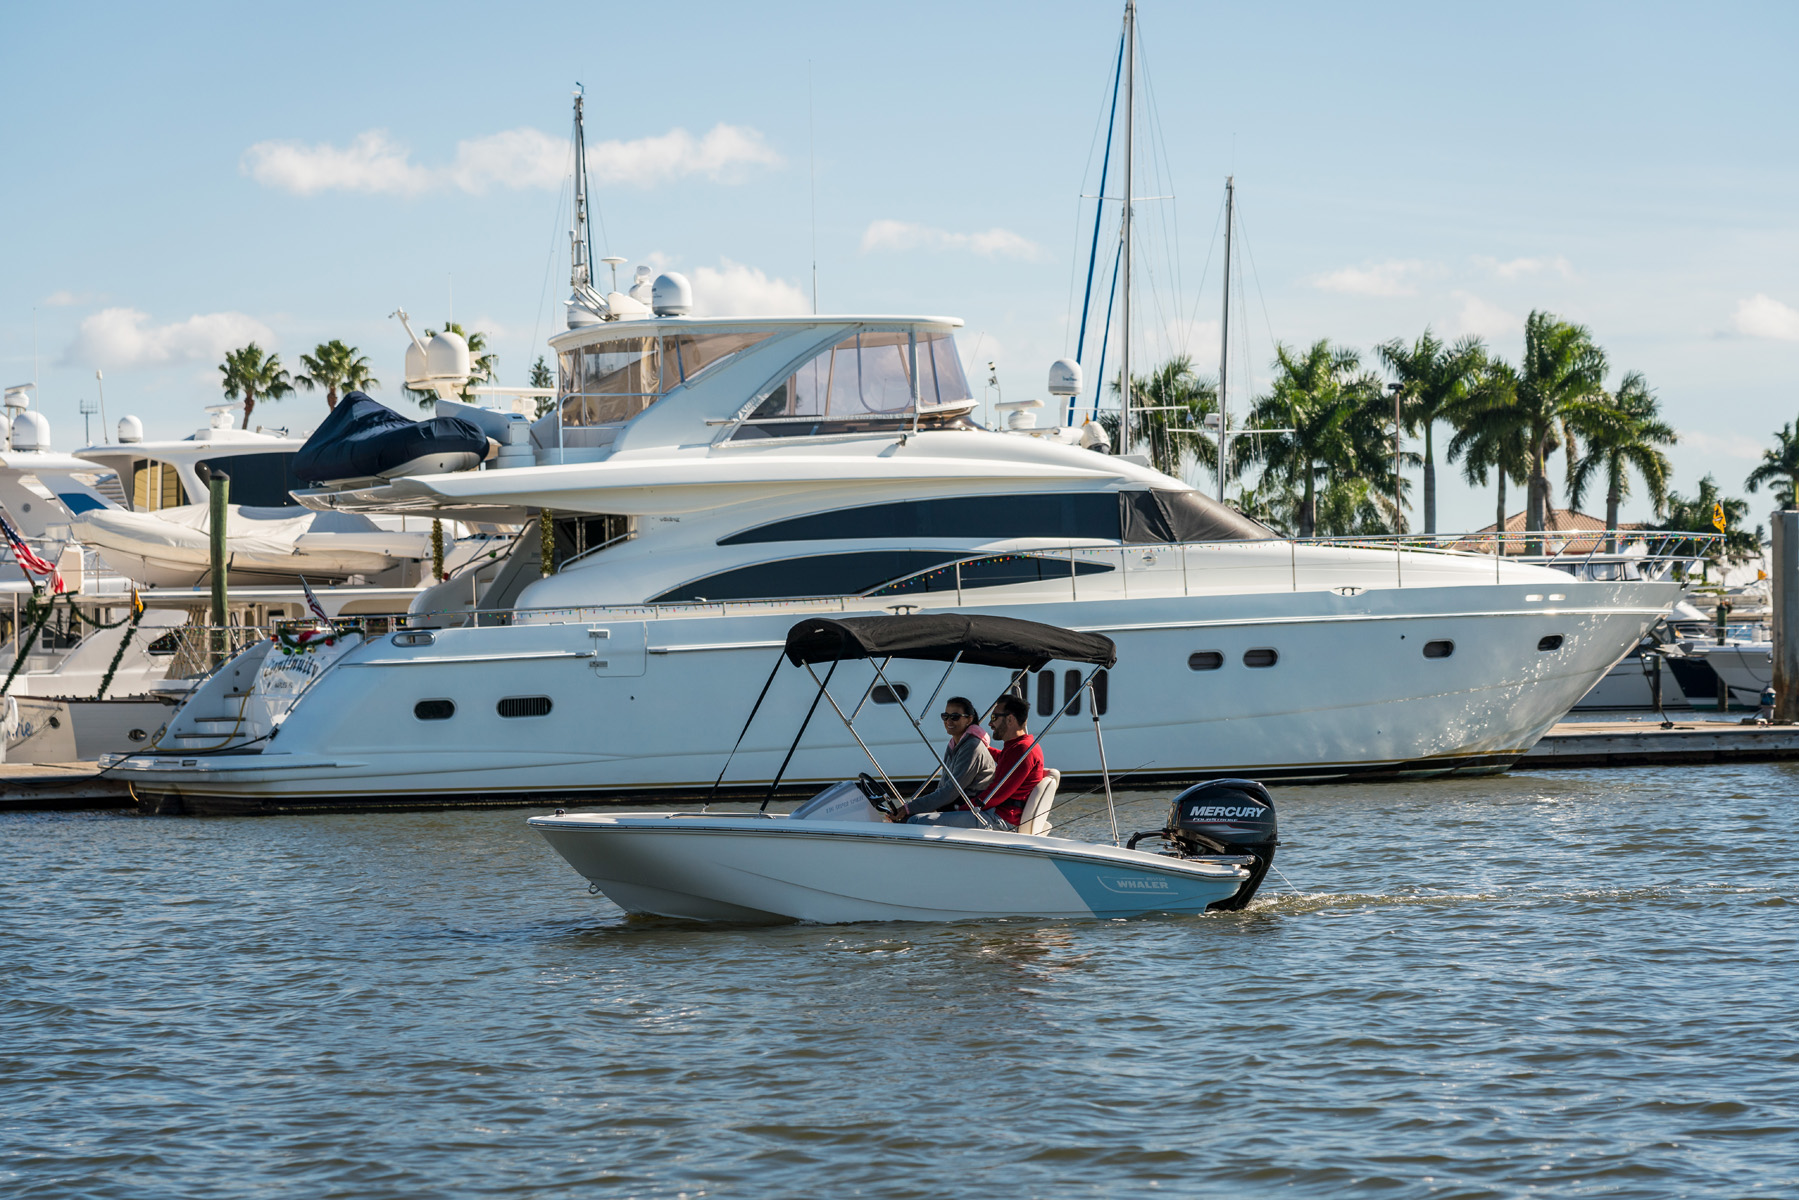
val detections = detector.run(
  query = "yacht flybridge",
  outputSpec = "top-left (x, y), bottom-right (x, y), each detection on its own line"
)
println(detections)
top-left (108, 85), bottom-right (1683, 813)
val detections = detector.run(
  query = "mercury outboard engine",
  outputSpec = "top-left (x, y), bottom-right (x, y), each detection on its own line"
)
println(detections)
top-left (1126, 779), bottom-right (1278, 911)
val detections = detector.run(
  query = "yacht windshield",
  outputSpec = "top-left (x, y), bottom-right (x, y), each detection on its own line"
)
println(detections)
top-left (558, 330), bottom-right (775, 428)
top-left (732, 330), bottom-right (970, 440)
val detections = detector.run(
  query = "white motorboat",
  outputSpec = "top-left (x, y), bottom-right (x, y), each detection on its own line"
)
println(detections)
top-left (530, 614), bottom-right (1278, 923)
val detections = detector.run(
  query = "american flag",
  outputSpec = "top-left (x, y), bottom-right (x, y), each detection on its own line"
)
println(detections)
top-left (299, 575), bottom-right (330, 624)
top-left (0, 516), bottom-right (63, 593)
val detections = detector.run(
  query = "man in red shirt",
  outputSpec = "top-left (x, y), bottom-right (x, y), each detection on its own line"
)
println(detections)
top-left (905, 693), bottom-right (1043, 830)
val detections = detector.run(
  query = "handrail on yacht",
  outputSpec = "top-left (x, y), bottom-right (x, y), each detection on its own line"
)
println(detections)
top-left (557, 530), bottom-right (637, 573)
top-left (390, 529), bottom-right (1719, 628)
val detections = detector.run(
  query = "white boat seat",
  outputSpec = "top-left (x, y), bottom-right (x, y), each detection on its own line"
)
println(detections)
top-left (1015, 768), bottom-right (1061, 836)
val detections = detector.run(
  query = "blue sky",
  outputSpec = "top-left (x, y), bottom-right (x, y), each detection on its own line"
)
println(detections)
top-left (3, 1), bottom-right (1796, 532)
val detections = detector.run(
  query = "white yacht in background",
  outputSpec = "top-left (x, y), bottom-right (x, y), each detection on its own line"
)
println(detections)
top-left (108, 299), bottom-right (1684, 811)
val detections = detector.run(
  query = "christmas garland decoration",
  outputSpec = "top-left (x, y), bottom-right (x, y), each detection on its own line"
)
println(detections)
top-left (94, 596), bottom-right (148, 700)
top-left (540, 508), bottom-right (554, 576)
top-left (0, 591), bottom-right (146, 699)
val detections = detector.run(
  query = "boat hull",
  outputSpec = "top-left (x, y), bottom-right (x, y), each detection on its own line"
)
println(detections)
top-left (110, 577), bottom-right (1679, 810)
top-left (529, 813), bottom-right (1249, 923)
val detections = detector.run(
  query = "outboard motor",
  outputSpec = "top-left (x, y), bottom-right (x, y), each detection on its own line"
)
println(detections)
top-left (1127, 779), bottom-right (1278, 911)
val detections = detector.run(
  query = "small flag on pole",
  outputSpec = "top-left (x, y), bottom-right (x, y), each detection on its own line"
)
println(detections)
top-left (0, 516), bottom-right (64, 593)
top-left (1711, 502), bottom-right (1727, 533)
top-left (299, 575), bottom-right (330, 624)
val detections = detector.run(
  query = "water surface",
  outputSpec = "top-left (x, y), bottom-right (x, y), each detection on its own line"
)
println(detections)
top-left (3, 765), bottom-right (1796, 1198)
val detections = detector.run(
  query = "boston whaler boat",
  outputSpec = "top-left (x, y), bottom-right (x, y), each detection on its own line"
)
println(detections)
top-left (530, 614), bottom-right (1279, 923)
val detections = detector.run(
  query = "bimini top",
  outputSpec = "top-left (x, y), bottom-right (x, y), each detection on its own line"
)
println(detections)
top-left (783, 614), bottom-right (1117, 671)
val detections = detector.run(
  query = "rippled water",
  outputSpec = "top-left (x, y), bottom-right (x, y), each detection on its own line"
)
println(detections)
top-left (4, 765), bottom-right (1797, 1199)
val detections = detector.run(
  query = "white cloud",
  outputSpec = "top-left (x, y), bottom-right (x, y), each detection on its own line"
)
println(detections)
top-left (1678, 429), bottom-right (1767, 460)
top-left (688, 260), bottom-right (809, 316)
top-left (1476, 255), bottom-right (1575, 280)
top-left (243, 123), bottom-right (779, 196)
top-left (1310, 259), bottom-right (1432, 297)
top-left (62, 308), bottom-right (274, 368)
top-left (41, 290), bottom-right (98, 307)
top-left (1733, 294), bottom-right (1799, 341)
top-left (859, 220), bottom-right (1042, 260)
top-left (1444, 291), bottom-right (1519, 341)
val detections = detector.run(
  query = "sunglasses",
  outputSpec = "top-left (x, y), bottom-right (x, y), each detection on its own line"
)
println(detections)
top-left (940, 712), bottom-right (972, 721)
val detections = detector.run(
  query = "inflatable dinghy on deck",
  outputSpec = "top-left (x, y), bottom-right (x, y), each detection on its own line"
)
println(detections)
top-left (293, 392), bottom-right (492, 486)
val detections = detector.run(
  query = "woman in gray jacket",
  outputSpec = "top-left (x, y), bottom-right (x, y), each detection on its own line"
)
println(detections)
top-left (897, 696), bottom-right (995, 819)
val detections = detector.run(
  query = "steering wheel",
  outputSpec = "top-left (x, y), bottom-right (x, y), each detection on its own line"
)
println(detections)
top-left (857, 772), bottom-right (903, 816)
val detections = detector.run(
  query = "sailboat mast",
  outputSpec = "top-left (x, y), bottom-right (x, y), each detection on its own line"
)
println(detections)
top-left (1216, 176), bottom-right (1234, 499)
top-left (570, 87), bottom-right (594, 295)
top-left (1118, 1), bottom-right (1136, 457)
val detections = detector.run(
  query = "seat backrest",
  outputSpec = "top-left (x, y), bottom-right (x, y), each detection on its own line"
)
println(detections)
top-left (1015, 768), bottom-right (1061, 836)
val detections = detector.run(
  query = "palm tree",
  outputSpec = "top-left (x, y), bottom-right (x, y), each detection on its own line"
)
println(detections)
top-left (530, 355), bottom-right (556, 418)
top-left (296, 340), bottom-right (379, 410)
top-left (1661, 474), bottom-right (1761, 571)
top-left (1569, 371), bottom-right (1676, 551)
top-left (1376, 328), bottom-right (1487, 535)
top-left (218, 343), bottom-right (293, 428)
top-left (1104, 356), bottom-right (1219, 480)
top-left (1447, 361), bottom-right (1530, 551)
top-left (1744, 420), bottom-right (1799, 509)
top-left (404, 322), bottom-right (495, 409)
top-left (1515, 310), bottom-right (1609, 537)
top-left (1242, 340), bottom-right (1407, 537)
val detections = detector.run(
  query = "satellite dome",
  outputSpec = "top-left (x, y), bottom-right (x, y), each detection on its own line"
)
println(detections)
top-left (11, 410), bottom-right (50, 452)
top-left (117, 415), bottom-right (144, 444)
top-left (1048, 358), bottom-right (1083, 396)
top-left (425, 330), bottom-right (471, 382)
top-left (404, 339), bottom-right (429, 387)
top-left (651, 272), bottom-right (693, 317)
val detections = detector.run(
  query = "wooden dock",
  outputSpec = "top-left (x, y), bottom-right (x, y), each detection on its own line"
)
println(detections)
top-left (1519, 720), bottom-right (1799, 768)
top-left (0, 762), bottom-right (133, 811)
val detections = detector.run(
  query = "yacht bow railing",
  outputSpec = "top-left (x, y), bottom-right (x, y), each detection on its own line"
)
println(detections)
top-left (391, 529), bottom-right (1719, 628)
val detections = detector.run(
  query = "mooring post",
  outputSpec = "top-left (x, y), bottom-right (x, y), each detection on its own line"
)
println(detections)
top-left (207, 467), bottom-right (229, 666)
top-left (1773, 511), bottom-right (1799, 723)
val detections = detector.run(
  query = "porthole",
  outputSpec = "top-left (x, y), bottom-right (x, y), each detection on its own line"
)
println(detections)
top-left (1188, 651), bottom-right (1224, 671)
top-left (127, 728), bottom-right (148, 742)
top-left (871, 684), bottom-right (910, 705)
top-left (1423, 640), bottom-right (1454, 659)
top-left (414, 699), bottom-right (455, 721)
top-left (1538, 635), bottom-right (1564, 652)
top-left (497, 696), bottom-right (553, 718)
top-left (1243, 648), bottom-right (1279, 668)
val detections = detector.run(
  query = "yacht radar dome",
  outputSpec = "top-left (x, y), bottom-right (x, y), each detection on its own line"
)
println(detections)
top-left (10, 410), bottom-right (49, 451)
top-left (629, 265), bottom-right (654, 304)
top-left (3, 384), bottom-right (32, 412)
top-left (404, 338), bottom-right (429, 385)
top-left (994, 396), bottom-right (1044, 430)
top-left (1047, 358), bottom-right (1083, 396)
top-left (651, 272), bottom-right (693, 317)
top-left (117, 415), bottom-right (144, 444)
top-left (425, 330), bottom-right (471, 382)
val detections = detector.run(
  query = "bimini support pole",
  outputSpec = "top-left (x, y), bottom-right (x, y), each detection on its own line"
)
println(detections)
top-left (707, 652), bottom-right (787, 809)
top-left (1088, 680), bottom-right (1120, 846)
top-left (804, 663), bottom-right (909, 809)
top-left (761, 658), bottom-right (838, 811)
top-left (869, 654), bottom-right (990, 829)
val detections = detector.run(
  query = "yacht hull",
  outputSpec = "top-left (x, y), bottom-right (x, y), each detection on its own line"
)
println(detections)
top-left (528, 813), bottom-right (1249, 923)
top-left (110, 577), bottom-right (1677, 810)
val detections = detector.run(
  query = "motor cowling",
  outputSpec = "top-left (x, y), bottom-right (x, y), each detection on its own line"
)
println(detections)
top-left (1168, 778), bottom-right (1277, 911)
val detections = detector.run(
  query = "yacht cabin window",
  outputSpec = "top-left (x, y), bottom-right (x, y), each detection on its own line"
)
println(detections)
top-left (649, 550), bottom-right (1115, 604)
top-left (193, 453), bottom-right (306, 508)
top-left (557, 330), bottom-right (776, 428)
top-left (130, 460), bottom-right (189, 511)
top-left (731, 330), bottom-right (971, 440)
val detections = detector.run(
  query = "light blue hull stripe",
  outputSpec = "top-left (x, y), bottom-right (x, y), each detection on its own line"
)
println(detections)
top-left (1050, 859), bottom-right (1222, 917)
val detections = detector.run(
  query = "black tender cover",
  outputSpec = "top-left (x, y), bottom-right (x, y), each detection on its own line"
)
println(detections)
top-left (784, 614), bottom-right (1117, 671)
top-left (292, 391), bottom-right (489, 484)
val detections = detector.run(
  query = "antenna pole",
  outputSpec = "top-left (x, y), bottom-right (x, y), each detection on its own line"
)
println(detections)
top-left (570, 86), bottom-right (594, 298)
top-left (1217, 175), bottom-right (1234, 500)
top-left (808, 61), bottom-right (818, 315)
top-left (1118, 0), bottom-right (1136, 458)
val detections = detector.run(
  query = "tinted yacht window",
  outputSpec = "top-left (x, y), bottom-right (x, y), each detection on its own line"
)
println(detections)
top-left (870, 554), bottom-right (1113, 596)
top-left (651, 551), bottom-right (953, 603)
top-left (723, 493), bottom-right (1121, 545)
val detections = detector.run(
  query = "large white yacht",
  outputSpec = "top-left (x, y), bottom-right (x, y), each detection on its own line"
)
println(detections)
top-left (107, 294), bottom-right (1682, 811)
